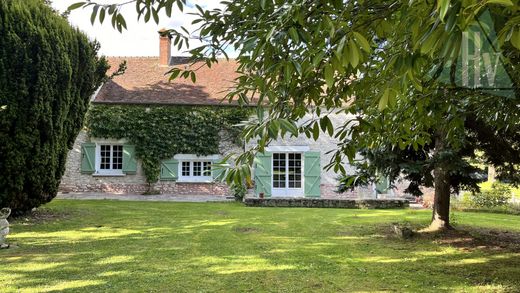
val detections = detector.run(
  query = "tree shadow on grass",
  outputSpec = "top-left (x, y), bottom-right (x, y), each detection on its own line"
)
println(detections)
top-left (1, 204), bottom-right (520, 292)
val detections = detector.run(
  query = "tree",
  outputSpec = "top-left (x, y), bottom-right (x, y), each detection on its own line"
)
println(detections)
top-left (337, 89), bottom-right (520, 229)
top-left (73, 0), bottom-right (520, 229)
top-left (0, 0), bottom-right (109, 214)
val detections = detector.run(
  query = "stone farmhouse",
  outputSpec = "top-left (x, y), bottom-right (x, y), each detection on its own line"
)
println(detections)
top-left (60, 31), bottom-right (397, 199)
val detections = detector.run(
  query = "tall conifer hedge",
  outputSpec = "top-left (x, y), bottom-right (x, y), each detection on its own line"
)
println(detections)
top-left (0, 0), bottom-right (108, 214)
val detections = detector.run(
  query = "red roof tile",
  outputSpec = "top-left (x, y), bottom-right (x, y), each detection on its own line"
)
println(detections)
top-left (94, 57), bottom-right (242, 106)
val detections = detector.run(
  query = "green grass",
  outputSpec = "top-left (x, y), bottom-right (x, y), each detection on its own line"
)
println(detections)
top-left (1, 200), bottom-right (520, 292)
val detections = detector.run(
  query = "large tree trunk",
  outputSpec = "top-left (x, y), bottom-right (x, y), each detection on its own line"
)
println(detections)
top-left (429, 131), bottom-right (452, 231)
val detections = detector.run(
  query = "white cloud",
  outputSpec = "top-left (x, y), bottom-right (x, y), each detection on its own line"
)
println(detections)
top-left (51, 0), bottom-right (223, 57)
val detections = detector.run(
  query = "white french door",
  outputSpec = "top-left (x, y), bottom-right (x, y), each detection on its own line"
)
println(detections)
top-left (272, 152), bottom-right (303, 197)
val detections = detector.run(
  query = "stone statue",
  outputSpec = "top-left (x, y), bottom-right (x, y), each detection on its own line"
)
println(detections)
top-left (0, 208), bottom-right (11, 249)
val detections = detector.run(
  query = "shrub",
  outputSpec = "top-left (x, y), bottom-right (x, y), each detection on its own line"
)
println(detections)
top-left (231, 184), bottom-right (247, 201)
top-left (0, 0), bottom-right (108, 214)
top-left (468, 182), bottom-right (512, 209)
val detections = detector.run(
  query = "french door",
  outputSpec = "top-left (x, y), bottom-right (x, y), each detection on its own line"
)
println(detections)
top-left (272, 152), bottom-right (303, 197)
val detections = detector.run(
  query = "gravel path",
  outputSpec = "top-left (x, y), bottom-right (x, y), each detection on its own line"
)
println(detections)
top-left (56, 192), bottom-right (235, 202)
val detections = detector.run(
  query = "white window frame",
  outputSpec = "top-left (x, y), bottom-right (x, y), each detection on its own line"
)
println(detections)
top-left (93, 138), bottom-right (127, 176)
top-left (270, 148), bottom-right (305, 197)
top-left (174, 154), bottom-right (219, 183)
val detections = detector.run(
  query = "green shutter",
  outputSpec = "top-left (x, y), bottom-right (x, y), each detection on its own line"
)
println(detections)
top-left (212, 158), bottom-right (224, 182)
top-left (122, 145), bottom-right (137, 174)
top-left (304, 152), bottom-right (321, 197)
top-left (254, 152), bottom-right (272, 197)
top-left (375, 176), bottom-right (390, 194)
top-left (80, 143), bottom-right (96, 174)
top-left (160, 159), bottom-right (178, 181)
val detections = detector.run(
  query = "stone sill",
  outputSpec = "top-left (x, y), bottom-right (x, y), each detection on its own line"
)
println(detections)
top-left (175, 181), bottom-right (216, 184)
top-left (92, 173), bottom-right (126, 177)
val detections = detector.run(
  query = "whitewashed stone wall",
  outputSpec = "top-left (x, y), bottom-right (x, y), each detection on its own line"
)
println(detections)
top-left (246, 112), bottom-right (391, 199)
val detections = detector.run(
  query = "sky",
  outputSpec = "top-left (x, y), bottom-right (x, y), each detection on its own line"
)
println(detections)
top-left (51, 0), bottom-right (222, 57)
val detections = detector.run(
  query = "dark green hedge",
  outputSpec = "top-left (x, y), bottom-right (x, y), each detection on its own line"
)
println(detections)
top-left (0, 0), bottom-right (108, 214)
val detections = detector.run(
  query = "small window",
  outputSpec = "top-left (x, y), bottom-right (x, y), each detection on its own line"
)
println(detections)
top-left (178, 160), bottom-right (213, 182)
top-left (97, 144), bottom-right (123, 174)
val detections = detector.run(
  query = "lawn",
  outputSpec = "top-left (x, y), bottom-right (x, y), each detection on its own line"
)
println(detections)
top-left (1, 200), bottom-right (520, 292)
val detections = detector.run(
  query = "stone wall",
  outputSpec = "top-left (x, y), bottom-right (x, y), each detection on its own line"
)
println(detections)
top-left (243, 197), bottom-right (410, 209)
top-left (61, 114), bottom-right (414, 199)
top-left (59, 130), bottom-right (236, 196)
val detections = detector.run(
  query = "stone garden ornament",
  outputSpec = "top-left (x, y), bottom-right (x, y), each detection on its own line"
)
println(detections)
top-left (0, 208), bottom-right (11, 249)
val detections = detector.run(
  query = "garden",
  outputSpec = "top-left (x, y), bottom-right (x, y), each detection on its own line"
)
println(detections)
top-left (1, 200), bottom-right (520, 292)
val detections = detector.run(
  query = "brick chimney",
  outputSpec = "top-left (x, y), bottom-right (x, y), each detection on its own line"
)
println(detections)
top-left (158, 28), bottom-right (171, 66)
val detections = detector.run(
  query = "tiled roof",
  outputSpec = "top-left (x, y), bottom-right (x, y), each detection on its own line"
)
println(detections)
top-left (94, 57), bottom-right (242, 106)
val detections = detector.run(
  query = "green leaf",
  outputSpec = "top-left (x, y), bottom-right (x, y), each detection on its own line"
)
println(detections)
top-left (177, 0), bottom-right (184, 12)
top-left (279, 119), bottom-right (298, 136)
top-left (144, 9), bottom-right (151, 22)
top-left (324, 64), bottom-right (334, 88)
top-left (353, 32), bottom-right (371, 52)
top-left (288, 27), bottom-right (299, 43)
top-left (152, 8), bottom-right (159, 24)
top-left (511, 29), bottom-right (520, 50)
top-left (117, 14), bottom-right (127, 30)
top-left (312, 122), bottom-right (320, 140)
top-left (437, 0), bottom-right (450, 21)
top-left (90, 5), bottom-right (99, 25)
top-left (67, 2), bottom-right (85, 11)
top-left (485, 0), bottom-right (514, 6)
top-left (348, 39), bottom-right (360, 68)
top-left (99, 8), bottom-right (106, 24)
top-left (190, 71), bottom-right (197, 83)
top-left (378, 88), bottom-right (390, 111)
top-left (166, 1), bottom-right (173, 17)
top-left (312, 51), bottom-right (326, 67)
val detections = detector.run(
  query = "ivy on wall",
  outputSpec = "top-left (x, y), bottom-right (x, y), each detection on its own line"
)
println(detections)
top-left (86, 104), bottom-right (252, 183)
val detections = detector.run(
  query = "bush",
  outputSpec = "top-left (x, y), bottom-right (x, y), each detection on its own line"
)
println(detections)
top-left (468, 182), bottom-right (512, 209)
top-left (0, 0), bottom-right (108, 214)
top-left (231, 184), bottom-right (247, 201)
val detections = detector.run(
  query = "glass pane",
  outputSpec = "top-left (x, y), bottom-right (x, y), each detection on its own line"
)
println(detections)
top-left (112, 145), bottom-right (123, 169)
top-left (100, 145), bottom-right (110, 169)
top-left (288, 153), bottom-right (302, 188)
top-left (193, 161), bottom-right (202, 176)
top-left (203, 161), bottom-right (212, 176)
top-left (182, 161), bottom-right (190, 176)
top-left (272, 153), bottom-right (286, 188)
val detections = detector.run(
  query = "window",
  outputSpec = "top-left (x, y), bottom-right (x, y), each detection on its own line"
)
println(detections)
top-left (178, 160), bottom-right (213, 182)
top-left (272, 152), bottom-right (302, 189)
top-left (97, 144), bottom-right (123, 174)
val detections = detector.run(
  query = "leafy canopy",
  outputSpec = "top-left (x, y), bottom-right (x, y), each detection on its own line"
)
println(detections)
top-left (71, 0), bottom-right (520, 185)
